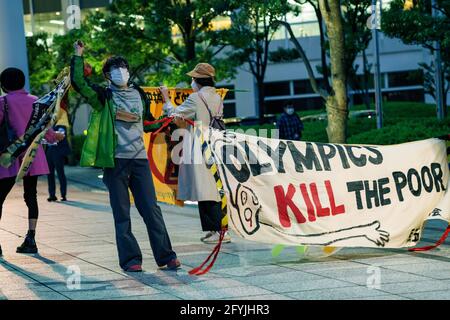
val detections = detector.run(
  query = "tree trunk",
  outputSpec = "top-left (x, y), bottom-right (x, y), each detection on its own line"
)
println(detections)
top-left (181, 14), bottom-right (196, 62)
top-left (318, 0), bottom-right (348, 143)
top-left (185, 36), bottom-right (196, 62)
top-left (443, 82), bottom-right (448, 113)
top-left (441, 69), bottom-right (448, 117)
top-left (255, 78), bottom-right (266, 124)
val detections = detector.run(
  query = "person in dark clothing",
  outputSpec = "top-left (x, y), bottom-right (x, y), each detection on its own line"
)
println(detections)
top-left (277, 101), bottom-right (304, 141)
top-left (0, 68), bottom-right (63, 256)
top-left (46, 125), bottom-right (71, 202)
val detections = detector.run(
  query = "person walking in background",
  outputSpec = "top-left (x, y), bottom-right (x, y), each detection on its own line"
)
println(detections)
top-left (0, 68), bottom-right (64, 256)
top-left (277, 101), bottom-right (304, 141)
top-left (159, 63), bottom-right (231, 245)
top-left (46, 124), bottom-right (71, 202)
top-left (71, 41), bottom-right (179, 272)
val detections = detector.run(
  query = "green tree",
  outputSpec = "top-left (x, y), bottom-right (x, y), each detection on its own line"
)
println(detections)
top-left (341, 0), bottom-right (372, 109)
top-left (89, 0), bottom-right (239, 86)
top-left (26, 33), bottom-right (57, 96)
top-left (419, 61), bottom-right (450, 106)
top-left (318, 0), bottom-right (348, 143)
top-left (278, 0), bottom-right (352, 142)
top-left (382, 0), bottom-right (450, 113)
top-left (295, 0), bottom-right (332, 92)
top-left (227, 0), bottom-right (295, 123)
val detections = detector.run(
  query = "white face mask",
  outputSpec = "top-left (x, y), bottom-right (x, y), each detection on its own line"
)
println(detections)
top-left (286, 107), bottom-right (295, 115)
top-left (109, 68), bottom-right (130, 87)
top-left (191, 80), bottom-right (200, 92)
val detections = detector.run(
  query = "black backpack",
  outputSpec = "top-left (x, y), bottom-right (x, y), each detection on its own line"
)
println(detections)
top-left (0, 97), bottom-right (17, 153)
top-left (198, 92), bottom-right (226, 131)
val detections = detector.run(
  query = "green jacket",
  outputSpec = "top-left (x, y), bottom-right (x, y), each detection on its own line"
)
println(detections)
top-left (70, 55), bottom-right (158, 168)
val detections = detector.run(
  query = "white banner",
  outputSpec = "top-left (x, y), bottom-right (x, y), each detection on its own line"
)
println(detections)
top-left (209, 130), bottom-right (450, 248)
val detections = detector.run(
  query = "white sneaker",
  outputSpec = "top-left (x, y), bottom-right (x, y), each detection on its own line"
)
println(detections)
top-left (203, 231), bottom-right (231, 244)
top-left (201, 231), bottom-right (215, 242)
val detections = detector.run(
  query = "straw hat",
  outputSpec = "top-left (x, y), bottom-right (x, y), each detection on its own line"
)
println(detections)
top-left (186, 63), bottom-right (215, 78)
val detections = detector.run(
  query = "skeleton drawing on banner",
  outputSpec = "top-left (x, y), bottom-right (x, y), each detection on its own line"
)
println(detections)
top-left (211, 131), bottom-right (391, 247)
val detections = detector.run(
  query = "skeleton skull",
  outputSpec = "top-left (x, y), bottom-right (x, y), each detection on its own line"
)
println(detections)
top-left (235, 184), bottom-right (261, 235)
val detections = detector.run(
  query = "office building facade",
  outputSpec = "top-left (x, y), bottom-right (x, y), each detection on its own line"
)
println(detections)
top-left (18, 0), bottom-right (448, 133)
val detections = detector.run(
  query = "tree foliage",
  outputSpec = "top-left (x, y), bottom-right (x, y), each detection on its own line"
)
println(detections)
top-left (382, 0), bottom-right (450, 110)
top-left (226, 0), bottom-right (296, 122)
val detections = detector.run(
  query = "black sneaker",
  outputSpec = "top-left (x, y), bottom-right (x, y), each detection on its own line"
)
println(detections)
top-left (0, 244), bottom-right (2, 257)
top-left (61, 197), bottom-right (67, 202)
top-left (47, 196), bottom-right (57, 202)
top-left (17, 232), bottom-right (38, 254)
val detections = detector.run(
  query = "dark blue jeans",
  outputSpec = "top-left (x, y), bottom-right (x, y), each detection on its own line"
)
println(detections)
top-left (0, 176), bottom-right (39, 220)
top-left (46, 150), bottom-right (67, 198)
top-left (103, 158), bottom-right (176, 270)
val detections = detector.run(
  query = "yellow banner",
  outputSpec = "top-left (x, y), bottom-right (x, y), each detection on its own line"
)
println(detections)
top-left (142, 87), bottom-right (228, 206)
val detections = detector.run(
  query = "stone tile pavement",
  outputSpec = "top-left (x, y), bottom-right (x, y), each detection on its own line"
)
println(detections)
top-left (0, 169), bottom-right (449, 300)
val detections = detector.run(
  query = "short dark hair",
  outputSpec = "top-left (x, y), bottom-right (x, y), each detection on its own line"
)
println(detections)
top-left (0, 68), bottom-right (26, 91)
top-left (194, 77), bottom-right (215, 87)
top-left (284, 100), bottom-right (294, 108)
top-left (102, 56), bottom-right (129, 75)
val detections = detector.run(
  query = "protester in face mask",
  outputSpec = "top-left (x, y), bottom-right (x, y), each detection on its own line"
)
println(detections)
top-left (70, 41), bottom-right (180, 272)
top-left (158, 63), bottom-right (231, 245)
top-left (0, 68), bottom-right (64, 256)
top-left (276, 101), bottom-right (304, 141)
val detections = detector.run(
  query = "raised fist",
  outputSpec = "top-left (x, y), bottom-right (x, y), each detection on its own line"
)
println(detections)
top-left (74, 40), bottom-right (85, 56)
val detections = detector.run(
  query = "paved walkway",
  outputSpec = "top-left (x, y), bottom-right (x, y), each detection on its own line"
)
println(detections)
top-left (0, 167), bottom-right (449, 300)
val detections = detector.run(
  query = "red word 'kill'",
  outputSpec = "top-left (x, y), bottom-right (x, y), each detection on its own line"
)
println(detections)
top-left (274, 180), bottom-right (345, 228)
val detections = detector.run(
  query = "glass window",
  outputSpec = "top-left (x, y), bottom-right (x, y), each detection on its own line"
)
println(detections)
top-left (223, 102), bottom-right (236, 118)
top-left (264, 81), bottom-right (290, 97)
top-left (24, 12), bottom-right (66, 36)
top-left (265, 99), bottom-right (288, 115)
top-left (23, 0), bottom-right (61, 14)
top-left (354, 74), bottom-right (376, 90)
top-left (80, 0), bottom-right (111, 9)
top-left (24, 6), bottom-right (108, 37)
top-left (293, 78), bottom-right (325, 95)
top-left (23, 0), bottom-right (110, 13)
top-left (388, 70), bottom-right (423, 88)
top-left (220, 85), bottom-right (235, 100)
top-left (289, 22), bottom-right (320, 38)
top-left (265, 97), bottom-right (324, 114)
top-left (384, 89), bottom-right (424, 102)
top-left (293, 97), bottom-right (324, 110)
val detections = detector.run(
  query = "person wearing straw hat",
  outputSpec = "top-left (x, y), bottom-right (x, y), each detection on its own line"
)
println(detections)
top-left (159, 63), bottom-right (231, 244)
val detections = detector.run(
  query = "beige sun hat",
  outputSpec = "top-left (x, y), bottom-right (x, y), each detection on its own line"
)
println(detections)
top-left (186, 63), bottom-right (215, 79)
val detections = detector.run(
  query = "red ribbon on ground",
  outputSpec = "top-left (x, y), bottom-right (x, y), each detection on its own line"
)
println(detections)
top-left (189, 229), bottom-right (227, 276)
top-left (408, 225), bottom-right (450, 252)
top-left (146, 116), bottom-right (224, 275)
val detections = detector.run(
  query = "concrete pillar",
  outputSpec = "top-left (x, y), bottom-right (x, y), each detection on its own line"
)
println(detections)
top-left (0, 0), bottom-right (30, 91)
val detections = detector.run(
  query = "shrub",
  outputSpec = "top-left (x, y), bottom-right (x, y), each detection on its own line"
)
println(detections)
top-left (224, 102), bottom-right (449, 145)
top-left (347, 118), bottom-right (450, 145)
